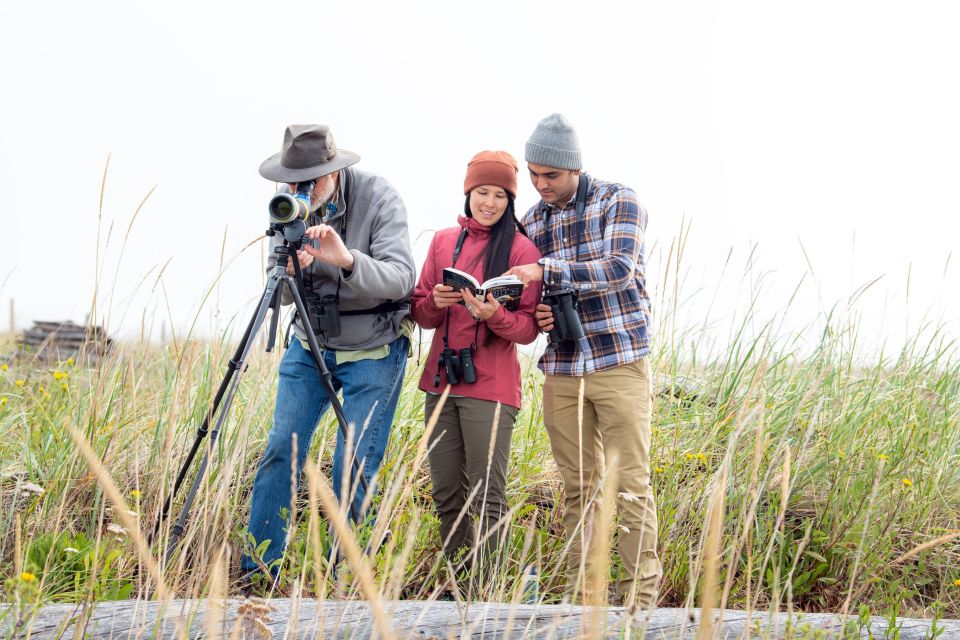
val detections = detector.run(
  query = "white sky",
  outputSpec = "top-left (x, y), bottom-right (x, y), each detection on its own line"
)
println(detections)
top-left (2, 1), bottom-right (958, 358)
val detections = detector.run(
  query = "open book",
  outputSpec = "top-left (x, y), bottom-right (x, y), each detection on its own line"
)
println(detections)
top-left (442, 268), bottom-right (524, 312)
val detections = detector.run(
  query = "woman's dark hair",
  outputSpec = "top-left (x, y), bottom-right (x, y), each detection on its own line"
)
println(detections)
top-left (464, 191), bottom-right (528, 345)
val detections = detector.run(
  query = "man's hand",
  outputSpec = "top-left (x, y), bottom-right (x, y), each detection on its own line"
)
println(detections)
top-left (462, 289), bottom-right (500, 321)
top-left (303, 224), bottom-right (355, 270)
top-left (505, 262), bottom-right (544, 286)
top-left (431, 284), bottom-right (463, 309)
top-left (286, 249), bottom-right (315, 276)
top-left (535, 303), bottom-right (554, 333)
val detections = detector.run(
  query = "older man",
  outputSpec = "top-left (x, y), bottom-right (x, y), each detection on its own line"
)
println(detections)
top-left (242, 124), bottom-right (415, 584)
top-left (508, 113), bottom-right (661, 608)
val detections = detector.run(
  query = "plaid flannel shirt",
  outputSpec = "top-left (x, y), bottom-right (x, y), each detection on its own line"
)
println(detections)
top-left (522, 173), bottom-right (652, 376)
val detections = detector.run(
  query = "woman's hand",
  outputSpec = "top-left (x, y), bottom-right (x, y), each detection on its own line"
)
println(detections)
top-left (462, 289), bottom-right (500, 321)
top-left (432, 284), bottom-right (463, 309)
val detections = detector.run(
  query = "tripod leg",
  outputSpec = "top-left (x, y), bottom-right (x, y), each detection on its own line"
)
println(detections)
top-left (285, 278), bottom-right (370, 524)
top-left (161, 271), bottom-right (283, 564)
top-left (266, 284), bottom-right (282, 353)
top-left (151, 285), bottom-right (266, 543)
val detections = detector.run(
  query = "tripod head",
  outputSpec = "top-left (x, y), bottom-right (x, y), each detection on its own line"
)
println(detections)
top-left (266, 217), bottom-right (308, 248)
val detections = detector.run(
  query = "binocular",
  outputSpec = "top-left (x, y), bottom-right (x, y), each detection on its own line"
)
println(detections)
top-left (437, 346), bottom-right (477, 386)
top-left (268, 181), bottom-right (314, 225)
top-left (305, 291), bottom-right (342, 338)
top-left (543, 288), bottom-right (586, 344)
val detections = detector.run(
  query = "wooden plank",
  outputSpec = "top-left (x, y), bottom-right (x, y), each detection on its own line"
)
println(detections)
top-left (14, 319), bottom-right (114, 363)
top-left (3, 600), bottom-right (957, 639)
top-left (20, 332), bottom-right (104, 343)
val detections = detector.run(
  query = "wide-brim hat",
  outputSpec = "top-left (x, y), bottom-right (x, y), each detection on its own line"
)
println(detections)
top-left (259, 124), bottom-right (361, 182)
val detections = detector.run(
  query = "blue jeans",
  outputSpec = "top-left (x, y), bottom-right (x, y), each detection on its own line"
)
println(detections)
top-left (241, 337), bottom-right (408, 575)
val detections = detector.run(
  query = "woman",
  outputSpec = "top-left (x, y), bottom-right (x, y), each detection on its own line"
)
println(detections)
top-left (412, 150), bottom-right (542, 584)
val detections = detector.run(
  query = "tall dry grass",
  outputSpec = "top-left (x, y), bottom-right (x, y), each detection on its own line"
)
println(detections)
top-left (1, 176), bottom-right (959, 634)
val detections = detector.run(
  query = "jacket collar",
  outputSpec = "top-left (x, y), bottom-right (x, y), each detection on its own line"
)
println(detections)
top-left (458, 214), bottom-right (494, 235)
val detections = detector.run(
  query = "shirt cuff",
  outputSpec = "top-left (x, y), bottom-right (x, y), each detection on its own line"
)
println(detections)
top-left (538, 257), bottom-right (557, 287)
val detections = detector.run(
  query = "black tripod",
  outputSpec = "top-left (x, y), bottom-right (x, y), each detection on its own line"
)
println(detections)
top-left (152, 218), bottom-right (369, 566)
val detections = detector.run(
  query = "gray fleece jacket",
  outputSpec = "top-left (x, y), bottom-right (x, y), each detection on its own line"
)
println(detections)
top-left (268, 167), bottom-right (415, 351)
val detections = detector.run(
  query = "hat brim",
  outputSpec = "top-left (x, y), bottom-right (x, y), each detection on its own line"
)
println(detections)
top-left (258, 148), bottom-right (361, 183)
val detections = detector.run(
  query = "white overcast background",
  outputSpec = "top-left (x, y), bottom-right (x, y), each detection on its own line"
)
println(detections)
top-left (2, 1), bottom-right (958, 359)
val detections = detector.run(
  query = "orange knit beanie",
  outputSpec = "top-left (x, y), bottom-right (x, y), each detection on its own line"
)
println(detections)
top-left (463, 150), bottom-right (518, 198)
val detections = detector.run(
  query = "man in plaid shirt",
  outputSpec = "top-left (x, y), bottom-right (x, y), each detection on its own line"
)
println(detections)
top-left (507, 113), bottom-right (661, 608)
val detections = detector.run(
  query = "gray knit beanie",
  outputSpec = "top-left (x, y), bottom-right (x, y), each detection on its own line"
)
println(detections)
top-left (524, 113), bottom-right (582, 170)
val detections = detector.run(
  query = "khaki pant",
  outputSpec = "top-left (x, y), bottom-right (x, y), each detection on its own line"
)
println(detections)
top-left (425, 394), bottom-right (517, 575)
top-left (542, 358), bottom-right (661, 607)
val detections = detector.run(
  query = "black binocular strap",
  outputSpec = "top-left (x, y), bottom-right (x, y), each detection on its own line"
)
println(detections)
top-left (573, 174), bottom-right (589, 262)
top-left (443, 227), bottom-right (471, 349)
top-left (436, 227), bottom-right (481, 387)
top-left (451, 226), bottom-right (469, 266)
top-left (332, 201), bottom-right (349, 304)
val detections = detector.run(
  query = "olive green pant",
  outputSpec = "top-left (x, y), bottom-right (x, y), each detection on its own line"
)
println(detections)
top-left (425, 394), bottom-right (517, 572)
top-left (542, 358), bottom-right (661, 607)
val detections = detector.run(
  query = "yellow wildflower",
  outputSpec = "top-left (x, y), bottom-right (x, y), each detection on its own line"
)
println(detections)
top-left (61, 383), bottom-right (68, 392)
top-left (53, 370), bottom-right (67, 381)
top-left (654, 466), bottom-right (665, 474)
top-left (38, 386), bottom-right (45, 394)
top-left (1, 364), bottom-right (7, 371)
top-left (130, 489), bottom-right (141, 499)
top-left (901, 478), bottom-right (913, 487)
top-left (684, 452), bottom-right (695, 461)
top-left (0, 398), bottom-right (7, 407)
top-left (14, 379), bottom-right (24, 387)
top-left (66, 357), bottom-right (75, 366)
top-left (878, 454), bottom-right (889, 462)
top-left (954, 579), bottom-right (960, 587)
top-left (696, 452), bottom-right (708, 464)
top-left (20, 572), bottom-right (37, 582)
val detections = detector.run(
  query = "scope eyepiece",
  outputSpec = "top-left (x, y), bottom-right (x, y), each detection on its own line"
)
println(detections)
top-left (295, 180), bottom-right (315, 196)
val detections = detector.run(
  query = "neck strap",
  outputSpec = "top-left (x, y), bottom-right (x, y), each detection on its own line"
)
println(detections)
top-left (573, 174), bottom-right (588, 261)
top-left (441, 226), bottom-right (480, 360)
top-left (451, 226), bottom-right (468, 268)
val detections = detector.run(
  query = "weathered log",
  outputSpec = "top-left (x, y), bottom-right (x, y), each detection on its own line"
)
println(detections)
top-left (2, 599), bottom-right (956, 639)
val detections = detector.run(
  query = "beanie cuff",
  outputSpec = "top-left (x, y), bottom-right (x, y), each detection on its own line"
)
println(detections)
top-left (525, 142), bottom-right (582, 170)
top-left (464, 153), bottom-right (518, 197)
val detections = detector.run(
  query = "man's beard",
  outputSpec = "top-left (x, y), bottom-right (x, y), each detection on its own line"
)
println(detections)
top-left (310, 180), bottom-right (338, 214)
top-left (309, 197), bottom-right (330, 214)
